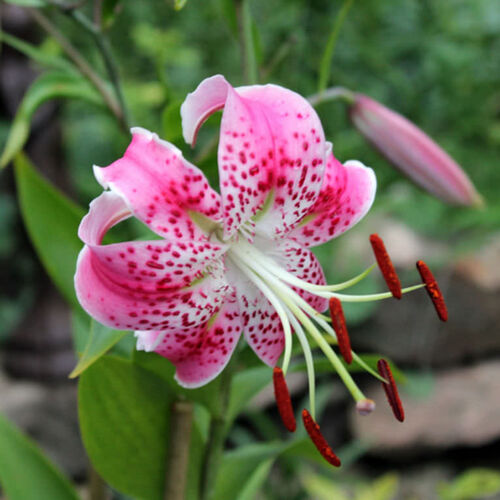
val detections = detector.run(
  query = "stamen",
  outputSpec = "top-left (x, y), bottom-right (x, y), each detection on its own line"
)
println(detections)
top-left (287, 312), bottom-right (317, 419)
top-left (329, 298), bottom-right (352, 364)
top-left (302, 409), bottom-right (341, 467)
top-left (356, 399), bottom-right (376, 416)
top-left (377, 359), bottom-right (405, 422)
top-left (273, 367), bottom-right (296, 432)
top-left (416, 260), bottom-right (448, 321)
top-left (369, 234), bottom-right (402, 299)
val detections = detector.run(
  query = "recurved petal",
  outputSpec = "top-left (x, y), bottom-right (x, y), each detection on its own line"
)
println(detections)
top-left (94, 127), bottom-right (222, 242)
top-left (135, 291), bottom-right (242, 388)
top-left (181, 75), bottom-right (328, 239)
top-left (75, 244), bottom-right (229, 331)
top-left (289, 155), bottom-right (376, 247)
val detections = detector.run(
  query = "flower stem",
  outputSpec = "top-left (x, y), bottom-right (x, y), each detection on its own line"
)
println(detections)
top-left (27, 8), bottom-right (125, 129)
top-left (200, 367), bottom-right (233, 500)
top-left (317, 0), bottom-right (355, 93)
top-left (308, 85), bottom-right (355, 107)
top-left (164, 400), bottom-right (194, 500)
top-left (235, 0), bottom-right (258, 84)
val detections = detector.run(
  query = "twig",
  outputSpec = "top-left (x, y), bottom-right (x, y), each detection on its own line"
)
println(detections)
top-left (93, 0), bottom-right (103, 29)
top-left (68, 10), bottom-right (130, 129)
top-left (164, 400), bottom-right (194, 500)
top-left (87, 464), bottom-right (109, 500)
top-left (27, 8), bottom-right (124, 127)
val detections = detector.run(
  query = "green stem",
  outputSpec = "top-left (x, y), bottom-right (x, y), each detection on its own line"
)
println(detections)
top-left (236, 0), bottom-right (258, 84)
top-left (87, 464), bottom-right (108, 500)
top-left (68, 10), bottom-right (130, 129)
top-left (317, 0), bottom-right (355, 93)
top-left (307, 85), bottom-right (355, 107)
top-left (27, 8), bottom-right (123, 125)
top-left (200, 367), bottom-right (233, 500)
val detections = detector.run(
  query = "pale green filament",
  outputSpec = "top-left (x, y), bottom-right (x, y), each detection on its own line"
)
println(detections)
top-left (238, 239), bottom-right (375, 292)
top-left (227, 254), bottom-right (294, 374)
top-left (287, 311), bottom-right (317, 419)
top-left (231, 246), bottom-right (367, 403)
top-left (314, 315), bottom-right (387, 383)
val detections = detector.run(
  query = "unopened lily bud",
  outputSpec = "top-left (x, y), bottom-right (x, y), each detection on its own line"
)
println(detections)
top-left (350, 94), bottom-right (483, 207)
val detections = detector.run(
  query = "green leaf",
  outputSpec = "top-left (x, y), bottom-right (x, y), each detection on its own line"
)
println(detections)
top-left (69, 319), bottom-right (128, 378)
top-left (161, 99), bottom-right (183, 143)
top-left (300, 470), bottom-right (349, 500)
top-left (1, 71), bottom-right (102, 168)
top-left (133, 350), bottom-right (223, 416)
top-left (3, 0), bottom-right (46, 5)
top-left (227, 365), bottom-right (272, 423)
top-left (357, 472), bottom-right (399, 500)
top-left (236, 458), bottom-right (274, 500)
top-left (14, 153), bottom-right (85, 308)
top-left (79, 356), bottom-right (173, 499)
top-left (174, 0), bottom-right (187, 10)
top-left (438, 468), bottom-right (500, 500)
top-left (213, 442), bottom-right (284, 500)
top-left (0, 31), bottom-right (73, 71)
top-left (0, 413), bottom-right (78, 500)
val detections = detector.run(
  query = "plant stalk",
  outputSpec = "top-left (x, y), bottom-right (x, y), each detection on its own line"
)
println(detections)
top-left (235, 0), bottom-right (258, 84)
top-left (164, 400), bottom-right (194, 500)
top-left (317, 0), bottom-right (355, 93)
top-left (307, 86), bottom-right (355, 107)
top-left (68, 10), bottom-right (130, 129)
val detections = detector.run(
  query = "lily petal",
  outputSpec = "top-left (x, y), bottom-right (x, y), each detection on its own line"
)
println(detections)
top-left (137, 292), bottom-right (242, 388)
top-left (226, 260), bottom-right (285, 367)
top-left (94, 127), bottom-right (222, 242)
top-left (272, 239), bottom-right (328, 312)
top-left (289, 155), bottom-right (376, 247)
top-left (75, 191), bottom-right (229, 331)
top-left (181, 75), bottom-right (327, 239)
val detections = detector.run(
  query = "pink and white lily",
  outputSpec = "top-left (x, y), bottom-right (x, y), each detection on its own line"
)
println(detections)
top-left (75, 76), bottom-right (435, 424)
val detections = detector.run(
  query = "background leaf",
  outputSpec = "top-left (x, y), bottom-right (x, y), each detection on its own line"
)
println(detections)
top-left (0, 413), bottom-right (78, 500)
top-left (79, 355), bottom-right (205, 500)
top-left (0, 32), bottom-right (73, 71)
top-left (69, 319), bottom-right (128, 378)
top-left (14, 153), bottom-right (85, 308)
top-left (79, 355), bottom-right (174, 499)
top-left (1, 71), bottom-right (102, 168)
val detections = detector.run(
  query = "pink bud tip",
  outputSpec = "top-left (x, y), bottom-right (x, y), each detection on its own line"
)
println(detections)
top-left (350, 94), bottom-right (483, 207)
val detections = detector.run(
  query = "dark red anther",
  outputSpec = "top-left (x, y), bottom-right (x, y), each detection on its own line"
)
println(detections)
top-left (273, 367), bottom-right (296, 432)
top-left (302, 409), bottom-right (341, 467)
top-left (377, 359), bottom-right (405, 422)
top-left (369, 234), bottom-right (402, 299)
top-left (416, 260), bottom-right (448, 322)
top-left (329, 298), bottom-right (352, 364)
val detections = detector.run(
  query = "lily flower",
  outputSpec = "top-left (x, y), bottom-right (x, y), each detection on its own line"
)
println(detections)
top-left (75, 75), bottom-right (446, 465)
